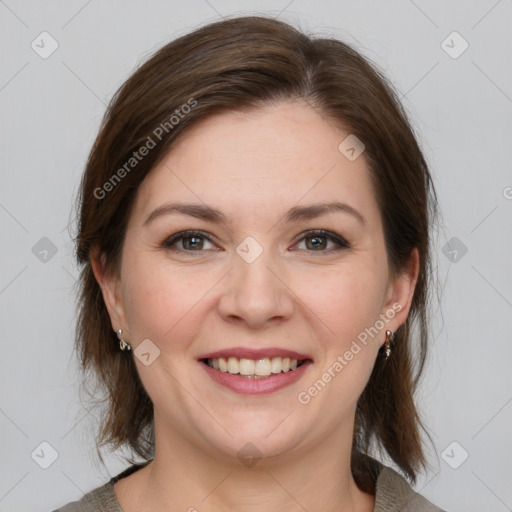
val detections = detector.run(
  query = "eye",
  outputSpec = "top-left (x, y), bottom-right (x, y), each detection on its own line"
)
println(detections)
top-left (162, 230), bottom-right (217, 253)
top-left (292, 230), bottom-right (349, 252)
top-left (161, 229), bottom-right (349, 255)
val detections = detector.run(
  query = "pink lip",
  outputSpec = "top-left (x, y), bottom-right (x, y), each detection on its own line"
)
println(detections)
top-left (200, 359), bottom-right (313, 395)
top-left (198, 347), bottom-right (311, 361)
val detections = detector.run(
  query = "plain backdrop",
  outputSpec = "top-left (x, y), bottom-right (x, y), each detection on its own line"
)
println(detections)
top-left (1, 1), bottom-right (511, 511)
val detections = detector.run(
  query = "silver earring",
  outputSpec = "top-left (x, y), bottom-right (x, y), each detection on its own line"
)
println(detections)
top-left (116, 329), bottom-right (131, 351)
top-left (384, 330), bottom-right (394, 359)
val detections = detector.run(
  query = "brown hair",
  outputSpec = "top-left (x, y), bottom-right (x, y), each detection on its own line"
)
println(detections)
top-left (74, 15), bottom-right (437, 490)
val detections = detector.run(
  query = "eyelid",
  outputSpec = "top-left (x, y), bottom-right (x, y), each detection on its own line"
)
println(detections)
top-left (291, 229), bottom-right (350, 252)
top-left (161, 229), bottom-right (350, 253)
top-left (161, 230), bottom-right (218, 251)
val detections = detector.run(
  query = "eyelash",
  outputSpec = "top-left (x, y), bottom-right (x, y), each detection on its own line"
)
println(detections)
top-left (161, 229), bottom-right (350, 255)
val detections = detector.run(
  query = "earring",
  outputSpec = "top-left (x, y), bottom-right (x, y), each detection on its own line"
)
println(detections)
top-left (116, 329), bottom-right (131, 351)
top-left (384, 330), bottom-right (394, 359)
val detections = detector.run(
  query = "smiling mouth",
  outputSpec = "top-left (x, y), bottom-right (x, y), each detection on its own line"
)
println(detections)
top-left (201, 356), bottom-right (309, 379)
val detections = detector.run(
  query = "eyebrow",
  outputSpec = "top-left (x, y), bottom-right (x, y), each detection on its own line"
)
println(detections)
top-left (143, 201), bottom-right (366, 226)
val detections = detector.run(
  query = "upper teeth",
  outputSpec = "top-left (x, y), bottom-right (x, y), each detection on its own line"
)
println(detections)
top-left (207, 357), bottom-right (300, 376)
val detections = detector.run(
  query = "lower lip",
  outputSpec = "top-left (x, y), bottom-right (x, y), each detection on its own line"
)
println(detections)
top-left (200, 360), bottom-right (312, 395)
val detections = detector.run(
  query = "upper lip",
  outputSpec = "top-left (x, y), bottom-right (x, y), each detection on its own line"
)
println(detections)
top-left (199, 347), bottom-right (312, 361)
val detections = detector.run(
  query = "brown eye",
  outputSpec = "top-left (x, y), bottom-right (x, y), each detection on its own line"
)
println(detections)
top-left (305, 235), bottom-right (328, 250)
top-left (180, 235), bottom-right (206, 250)
top-left (294, 230), bottom-right (349, 252)
top-left (162, 231), bottom-right (216, 252)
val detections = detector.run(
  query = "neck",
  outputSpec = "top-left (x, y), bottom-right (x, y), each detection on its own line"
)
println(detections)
top-left (116, 413), bottom-right (375, 512)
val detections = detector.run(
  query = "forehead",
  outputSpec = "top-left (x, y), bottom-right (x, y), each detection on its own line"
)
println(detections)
top-left (132, 101), bottom-right (381, 228)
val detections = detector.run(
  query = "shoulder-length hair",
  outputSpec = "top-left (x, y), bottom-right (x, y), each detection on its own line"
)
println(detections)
top-left (74, 15), bottom-right (437, 491)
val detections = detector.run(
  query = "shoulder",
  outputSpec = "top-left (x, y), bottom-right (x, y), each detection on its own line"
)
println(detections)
top-left (52, 463), bottom-right (148, 512)
top-left (51, 481), bottom-right (120, 512)
top-left (375, 465), bottom-right (446, 512)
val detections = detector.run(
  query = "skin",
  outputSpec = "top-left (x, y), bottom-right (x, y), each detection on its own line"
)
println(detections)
top-left (92, 101), bottom-right (419, 512)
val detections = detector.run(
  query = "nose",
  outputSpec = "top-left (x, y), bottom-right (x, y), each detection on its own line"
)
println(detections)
top-left (217, 249), bottom-right (294, 329)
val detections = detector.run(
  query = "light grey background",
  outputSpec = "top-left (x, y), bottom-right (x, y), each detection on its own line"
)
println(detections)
top-left (1, 1), bottom-right (511, 511)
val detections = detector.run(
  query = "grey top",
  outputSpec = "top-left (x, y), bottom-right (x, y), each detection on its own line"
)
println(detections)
top-left (53, 461), bottom-right (445, 512)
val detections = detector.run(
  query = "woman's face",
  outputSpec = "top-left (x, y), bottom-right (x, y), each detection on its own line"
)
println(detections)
top-left (96, 101), bottom-right (417, 462)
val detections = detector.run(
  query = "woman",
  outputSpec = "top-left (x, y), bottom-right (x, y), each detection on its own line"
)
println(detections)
top-left (55, 15), bottom-right (444, 512)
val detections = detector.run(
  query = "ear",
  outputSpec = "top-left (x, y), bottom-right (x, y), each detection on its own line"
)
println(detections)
top-left (381, 247), bottom-right (420, 332)
top-left (90, 247), bottom-right (129, 337)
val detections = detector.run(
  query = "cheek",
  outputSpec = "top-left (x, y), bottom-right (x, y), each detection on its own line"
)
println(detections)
top-left (298, 289), bottom-right (382, 416)
top-left (297, 262), bottom-right (387, 346)
top-left (293, 260), bottom-right (388, 401)
top-left (121, 255), bottom-right (202, 345)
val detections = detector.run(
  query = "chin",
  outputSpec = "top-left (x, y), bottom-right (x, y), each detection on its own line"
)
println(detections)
top-left (197, 415), bottom-right (306, 464)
